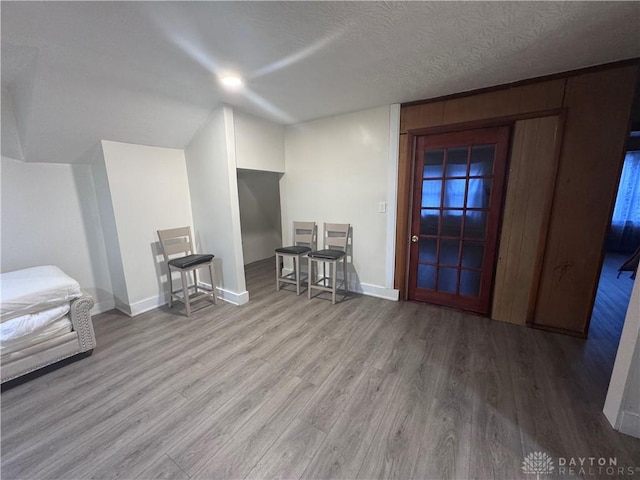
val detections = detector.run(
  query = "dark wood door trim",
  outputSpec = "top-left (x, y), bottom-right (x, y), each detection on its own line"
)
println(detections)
top-left (407, 108), bottom-right (564, 137)
top-left (407, 126), bottom-right (511, 314)
top-left (401, 58), bottom-right (639, 108)
top-left (395, 111), bottom-right (565, 299)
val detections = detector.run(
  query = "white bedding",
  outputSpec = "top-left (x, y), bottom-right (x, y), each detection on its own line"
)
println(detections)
top-left (1, 316), bottom-right (73, 352)
top-left (1, 266), bottom-right (82, 321)
top-left (0, 304), bottom-right (70, 341)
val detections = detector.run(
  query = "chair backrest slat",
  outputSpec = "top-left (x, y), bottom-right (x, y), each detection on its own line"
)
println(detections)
top-left (158, 226), bottom-right (190, 240)
top-left (293, 221), bottom-right (317, 249)
top-left (323, 223), bottom-right (350, 251)
top-left (157, 226), bottom-right (194, 261)
top-left (163, 240), bottom-right (192, 256)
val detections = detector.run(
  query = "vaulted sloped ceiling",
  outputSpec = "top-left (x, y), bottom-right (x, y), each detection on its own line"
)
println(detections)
top-left (2, 1), bottom-right (639, 164)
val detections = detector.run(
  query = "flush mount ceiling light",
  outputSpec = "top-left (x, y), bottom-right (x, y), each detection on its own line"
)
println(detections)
top-left (219, 74), bottom-right (244, 90)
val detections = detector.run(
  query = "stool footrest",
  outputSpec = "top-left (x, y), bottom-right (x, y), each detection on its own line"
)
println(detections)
top-left (309, 277), bottom-right (345, 292)
top-left (172, 286), bottom-right (216, 301)
top-left (278, 274), bottom-right (309, 285)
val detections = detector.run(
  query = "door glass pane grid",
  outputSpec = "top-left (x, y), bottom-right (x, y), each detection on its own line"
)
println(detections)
top-left (418, 237), bottom-right (437, 264)
top-left (441, 209), bottom-right (463, 237)
top-left (436, 250), bottom-right (482, 297)
top-left (438, 266), bottom-right (484, 296)
top-left (417, 264), bottom-right (436, 290)
top-left (467, 178), bottom-right (492, 209)
top-left (437, 267), bottom-right (457, 293)
top-left (444, 147), bottom-right (470, 178)
top-left (464, 211), bottom-right (488, 240)
top-left (462, 241), bottom-right (484, 268)
top-left (418, 266), bottom-right (485, 294)
top-left (420, 209), bottom-right (439, 235)
top-left (460, 269), bottom-right (481, 297)
top-left (443, 179), bottom-right (467, 208)
top-left (438, 239), bottom-right (459, 267)
top-left (421, 180), bottom-right (442, 208)
top-left (423, 149), bottom-right (445, 179)
top-left (416, 142), bottom-right (496, 297)
top-left (470, 144), bottom-right (496, 176)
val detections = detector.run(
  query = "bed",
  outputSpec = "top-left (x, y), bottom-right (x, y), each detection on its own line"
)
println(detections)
top-left (1, 266), bottom-right (96, 386)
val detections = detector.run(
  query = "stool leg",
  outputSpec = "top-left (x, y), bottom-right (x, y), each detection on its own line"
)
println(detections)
top-left (181, 271), bottom-right (191, 317)
top-left (308, 257), bottom-right (312, 299)
top-left (295, 256), bottom-right (301, 295)
top-left (275, 254), bottom-right (281, 291)
top-left (343, 257), bottom-right (348, 293)
top-left (332, 261), bottom-right (337, 304)
top-left (209, 263), bottom-right (217, 304)
top-left (193, 268), bottom-right (199, 293)
top-left (167, 268), bottom-right (173, 308)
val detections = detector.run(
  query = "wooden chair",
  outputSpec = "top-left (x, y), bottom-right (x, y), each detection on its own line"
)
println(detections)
top-left (307, 223), bottom-right (350, 304)
top-left (275, 221), bottom-right (317, 295)
top-left (157, 227), bottom-right (217, 317)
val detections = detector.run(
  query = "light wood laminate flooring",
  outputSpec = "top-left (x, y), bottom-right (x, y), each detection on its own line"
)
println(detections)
top-left (2, 257), bottom-right (639, 479)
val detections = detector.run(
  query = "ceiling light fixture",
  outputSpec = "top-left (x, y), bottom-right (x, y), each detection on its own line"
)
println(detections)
top-left (219, 74), bottom-right (244, 90)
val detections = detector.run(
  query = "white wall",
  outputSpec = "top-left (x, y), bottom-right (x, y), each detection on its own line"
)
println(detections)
top-left (234, 109), bottom-right (285, 173)
top-left (2, 52), bottom-right (38, 162)
top-left (604, 275), bottom-right (640, 438)
top-left (185, 106), bottom-right (248, 305)
top-left (237, 169), bottom-right (282, 265)
top-left (1, 90), bottom-right (24, 160)
top-left (621, 339), bottom-right (640, 436)
top-left (282, 106), bottom-right (399, 300)
top-left (1, 155), bottom-right (114, 313)
top-left (91, 145), bottom-right (129, 311)
top-left (100, 140), bottom-right (194, 315)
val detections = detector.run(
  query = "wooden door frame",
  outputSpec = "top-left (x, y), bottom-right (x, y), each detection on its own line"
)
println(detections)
top-left (407, 126), bottom-right (511, 314)
top-left (394, 109), bottom-right (564, 300)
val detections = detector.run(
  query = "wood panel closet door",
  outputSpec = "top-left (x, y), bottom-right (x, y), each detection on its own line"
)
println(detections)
top-left (491, 116), bottom-right (561, 325)
top-left (408, 126), bottom-right (510, 314)
top-left (532, 66), bottom-right (638, 335)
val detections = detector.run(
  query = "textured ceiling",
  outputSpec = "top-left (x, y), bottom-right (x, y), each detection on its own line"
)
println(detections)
top-left (2, 1), bottom-right (639, 164)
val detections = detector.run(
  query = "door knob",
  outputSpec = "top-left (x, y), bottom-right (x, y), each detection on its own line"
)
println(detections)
top-left (411, 235), bottom-right (419, 243)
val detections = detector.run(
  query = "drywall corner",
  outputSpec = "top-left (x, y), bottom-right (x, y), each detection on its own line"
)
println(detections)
top-left (233, 108), bottom-right (285, 173)
top-left (604, 274), bottom-right (640, 439)
top-left (185, 105), bottom-right (247, 299)
top-left (93, 141), bottom-right (130, 309)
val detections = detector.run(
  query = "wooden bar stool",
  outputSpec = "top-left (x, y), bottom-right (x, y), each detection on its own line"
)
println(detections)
top-left (307, 223), bottom-right (350, 304)
top-left (275, 221), bottom-right (317, 295)
top-left (157, 226), bottom-right (217, 317)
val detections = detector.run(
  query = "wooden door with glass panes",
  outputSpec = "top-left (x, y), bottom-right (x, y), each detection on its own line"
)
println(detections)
top-left (407, 126), bottom-right (510, 314)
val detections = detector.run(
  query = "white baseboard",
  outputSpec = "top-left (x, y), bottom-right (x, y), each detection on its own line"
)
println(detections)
top-left (91, 299), bottom-right (116, 315)
top-left (353, 282), bottom-right (399, 301)
top-left (198, 281), bottom-right (249, 306)
top-left (619, 411), bottom-right (640, 439)
top-left (114, 282), bottom-right (250, 317)
top-left (122, 290), bottom-right (248, 317)
top-left (114, 298), bottom-right (133, 317)
top-left (127, 294), bottom-right (166, 317)
top-left (216, 287), bottom-right (250, 306)
top-left (282, 268), bottom-right (399, 301)
top-left (115, 276), bottom-right (395, 316)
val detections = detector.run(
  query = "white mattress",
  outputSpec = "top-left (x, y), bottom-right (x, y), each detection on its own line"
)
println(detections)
top-left (1, 316), bottom-right (73, 353)
top-left (1, 266), bottom-right (82, 321)
top-left (0, 304), bottom-right (70, 341)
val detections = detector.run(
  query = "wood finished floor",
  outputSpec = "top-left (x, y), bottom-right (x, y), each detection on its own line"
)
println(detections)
top-left (2, 256), bottom-right (639, 480)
